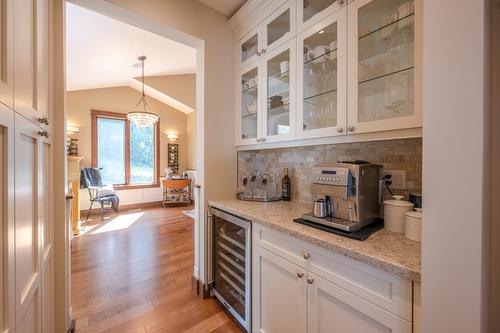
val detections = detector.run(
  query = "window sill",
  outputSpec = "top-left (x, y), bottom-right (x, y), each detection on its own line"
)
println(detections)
top-left (114, 183), bottom-right (160, 190)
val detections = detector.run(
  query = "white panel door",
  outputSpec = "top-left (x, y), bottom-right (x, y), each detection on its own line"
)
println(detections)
top-left (307, 272), bottom-right (412, 333)
top-left (0, 0), bottom-right (13, 109)
top-left (40, 133), bottom-right (53, 333)
top-left (253, 245), bottom-right (307, 333)
top-left (13, 0), bottom-right (50, 124)
top-left (15, 114), bottom-right (43, 333)
top-left (0, 104), bottom-right (15, 333)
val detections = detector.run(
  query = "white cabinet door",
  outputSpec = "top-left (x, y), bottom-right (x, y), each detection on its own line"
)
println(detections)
top-left (14, 114), bottom-right (44, 333)
top-left (262, 39), bottom-right (296, 143)
top-left (262, 0), bottom-right (296, 53)
top-left (297, 0), bottom-right (345, 32)
top-left (347, 0), bottom-right (421, 134)
top-left (0, 0), bottom-right (13, 109)
top-left (0, 105), bottom-right (15, 333)
top-left (253, 245), bottom-right (307, 333)
top-left (40, 129), bottom-right (53, 333)
top-left (307, 272), bottom-right (412, 333)
top-left (13, 0), bottom-right (50, 124)
top-left (296, 8), bottom-right (347, 139)
top-left (239, 26), bottom-right (262, 68)
top-left (238, 62), bottom-right (262, 145)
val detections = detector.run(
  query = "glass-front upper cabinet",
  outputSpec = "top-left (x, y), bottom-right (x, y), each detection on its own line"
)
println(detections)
top-left (239, 1), bottom-right (296, 69)
top-left (298, 0), bottom-right (345, 32)
top-left (263, 1), bottom-right (295, 53)
top-left (239, 27), bottom-right (260, 68)
top-left (238, 63), bottom-right (261, 145)
top-left (347, 0), bottom-right (421, 134)
top-left (296, 8), bottom-right (346, 139)
top-left (262, 40), bottom-right (296, 142)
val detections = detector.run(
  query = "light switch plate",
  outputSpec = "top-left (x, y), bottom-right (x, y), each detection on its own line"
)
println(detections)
top-left (383, 170), bottom-right (406, 190)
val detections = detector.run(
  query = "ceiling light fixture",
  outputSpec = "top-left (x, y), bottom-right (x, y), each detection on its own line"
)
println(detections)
top-left (127, 56), bottom-right (159, 128)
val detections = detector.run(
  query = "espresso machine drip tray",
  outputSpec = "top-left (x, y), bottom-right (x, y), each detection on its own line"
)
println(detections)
top-left (301, 213), bottom-right (361, 232)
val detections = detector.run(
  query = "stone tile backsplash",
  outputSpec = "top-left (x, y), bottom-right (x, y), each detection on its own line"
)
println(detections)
top-left (238, 138), bottom-right (422, 203)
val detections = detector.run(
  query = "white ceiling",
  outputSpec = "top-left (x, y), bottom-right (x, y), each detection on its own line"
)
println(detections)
top-left (197, 0), bottom-right (247, 17)
top-left (65, 3), bottom-right (197, 91)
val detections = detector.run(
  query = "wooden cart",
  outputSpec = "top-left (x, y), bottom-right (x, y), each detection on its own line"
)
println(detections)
top-left (162, 178), bottom-right (191, 206)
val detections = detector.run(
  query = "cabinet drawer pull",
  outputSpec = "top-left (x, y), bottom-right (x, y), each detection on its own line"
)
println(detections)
top-left (38, 130), bottom-right (49, 138)
top-left (303, 252), bottom-right (311, 260)
top-left (307, 277), bottom-right (314, 284)
top-left (38, 117), bottom-right (49, 125)
top-left (297, 272), bottom-right (304, 278)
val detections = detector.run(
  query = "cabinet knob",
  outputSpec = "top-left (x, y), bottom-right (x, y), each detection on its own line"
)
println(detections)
top-left (307, 277), bottom-right (314, 284)
top-left (337, 127), bottom-right (344, 133)
top-left (261, 138), bottom-right (266, 142)
top-left (303, 252), bottom-right (311, 260)
top-left (38, 130), bottom-right (49, 138)
top-left (38, 117), bottom-right (49, 125)
top-left (297, 272), bottom-right (304, 278)
top-left (347, 126), bottom-right (355, 132)
top-left (338, 0), bottom-right (345, 5)
top-left (257, 51), bottom-right (261, 56)
top-left (256, 138), bottom-right (261, 143)
top-left (261, 48), bottom-right (266, 54)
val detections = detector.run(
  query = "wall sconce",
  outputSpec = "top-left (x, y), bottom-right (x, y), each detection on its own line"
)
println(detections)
top-left (167, 133), bottom-right (178, 140)
top-left (67, 125), bottom-right (80, 133)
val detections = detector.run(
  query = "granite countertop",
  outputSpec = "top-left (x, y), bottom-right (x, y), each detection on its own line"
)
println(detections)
top-left (209, 198), bottom-right (421, 281)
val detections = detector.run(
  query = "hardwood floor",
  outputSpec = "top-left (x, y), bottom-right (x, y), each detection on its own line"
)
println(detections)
top-left (71, 206), bottom-right (242, 333)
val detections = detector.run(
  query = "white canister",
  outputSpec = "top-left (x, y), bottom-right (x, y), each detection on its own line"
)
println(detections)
top-left (405, 208), bottom-right (422, 242)
top-left (384, 195), bottom-right (414, 233)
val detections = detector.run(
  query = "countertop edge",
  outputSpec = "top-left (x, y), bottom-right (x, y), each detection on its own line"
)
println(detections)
top-left (209, 200), bottom-right (421, 282)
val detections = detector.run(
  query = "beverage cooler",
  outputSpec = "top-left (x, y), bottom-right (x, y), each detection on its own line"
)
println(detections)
top-left (211, 208), bottom-right (251, 332)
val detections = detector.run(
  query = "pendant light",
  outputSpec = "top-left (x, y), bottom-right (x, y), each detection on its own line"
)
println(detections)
top-left (127, 56), bottom-right (159, 127)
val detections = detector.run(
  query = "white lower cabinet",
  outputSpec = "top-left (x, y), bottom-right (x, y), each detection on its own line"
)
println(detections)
top-left (308, 272), bottom-right (411, 333)
top-left (252, 224), bottom-right (415, 333)
top-left (253, 245), bottom-right (307, 333)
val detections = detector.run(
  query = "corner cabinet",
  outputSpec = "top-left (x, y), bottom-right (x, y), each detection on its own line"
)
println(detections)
top-left (252, 223), bottom-right (417, 333)
top-left (232, 0), bottom-right (422, 147)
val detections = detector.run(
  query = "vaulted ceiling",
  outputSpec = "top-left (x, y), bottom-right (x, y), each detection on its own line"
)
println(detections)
top-left (197, 0), bottom-right (247, 17)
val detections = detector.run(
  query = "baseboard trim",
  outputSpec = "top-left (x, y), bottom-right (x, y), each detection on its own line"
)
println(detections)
top-left (80, 200), bottom-right (163, 216)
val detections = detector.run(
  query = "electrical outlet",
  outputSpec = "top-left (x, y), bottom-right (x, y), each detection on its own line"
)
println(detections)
top-left (383, 170), bottom-right (406, 190)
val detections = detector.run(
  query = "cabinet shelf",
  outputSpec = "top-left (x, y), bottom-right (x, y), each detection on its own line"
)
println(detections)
top-left (303, 48), bottom-right (337, 65)
top-left (359, 65), bottom-right (414, 85)
top-left (241, 112), bottom-right (258, 120)
top-left (268, 70), bottom-right (289, 82)
top-left (359, 12), bottom-right (414, 41)
top-left (241, 85), bottom-right (258, 94)
top-left (304, 88), bottom-right (337, 103)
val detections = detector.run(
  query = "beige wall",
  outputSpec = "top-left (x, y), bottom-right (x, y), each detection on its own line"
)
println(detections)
top-left (66, 86), bottom-right (188, 174)
top-left (187, 112), bottom-right (196, 169)
top-left (144, 74), bottom-right (196, 109)
top-left (106, 0), bottom-right (237, 204)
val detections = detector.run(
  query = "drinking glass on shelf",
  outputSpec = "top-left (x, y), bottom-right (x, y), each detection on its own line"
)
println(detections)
top-left (317, 59), bottom-right (332, 92)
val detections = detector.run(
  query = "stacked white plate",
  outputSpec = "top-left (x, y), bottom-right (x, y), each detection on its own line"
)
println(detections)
top-left (384, 195), bottom-right (414, 233)
top-left (405, 208), bottom-right (422, 242)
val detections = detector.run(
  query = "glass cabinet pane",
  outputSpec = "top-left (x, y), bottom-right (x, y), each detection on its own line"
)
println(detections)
top-left (302, 22), bottom-right (338, 131)
top-left (303, 0), bottom-right (337, 23)
top-left (266, 49), bottom-right (291, 137)
top-left (241, 67), bottom-right (259, 140)
top-left (358, 0), bottom-right (415, 123)
top-left (241, 33), bottom-right (259, 64)
top-left (267, 8), bottom-right (291, 47)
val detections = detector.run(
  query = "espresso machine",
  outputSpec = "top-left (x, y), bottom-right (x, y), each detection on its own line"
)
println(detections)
top-left (301, 161), bottom-right (383, 231)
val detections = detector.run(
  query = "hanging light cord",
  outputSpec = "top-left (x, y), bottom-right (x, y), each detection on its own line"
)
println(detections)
top-left (135, 56), bottom-right (150, 112)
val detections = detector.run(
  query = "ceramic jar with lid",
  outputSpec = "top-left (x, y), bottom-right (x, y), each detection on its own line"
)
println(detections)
top-left (384, 195), bottom-right (414, 233)
top-left (405, 208), bottom-right (422, 242)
